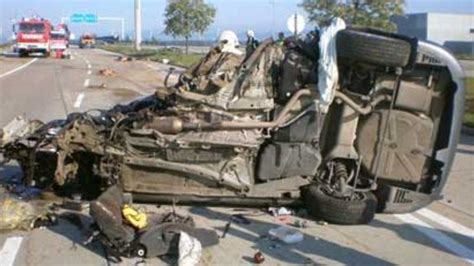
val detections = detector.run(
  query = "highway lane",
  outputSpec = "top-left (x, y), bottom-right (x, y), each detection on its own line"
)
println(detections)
top-left (0, 56), bottom-right (70, 126)
top-left (0, 48), bottom-right (473, 265)
top-left (0, 47), bottom-right (168, 127)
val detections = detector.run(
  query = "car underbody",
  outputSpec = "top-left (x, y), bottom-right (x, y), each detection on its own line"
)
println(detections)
top-left (0, 26), bottom-right (465, 224)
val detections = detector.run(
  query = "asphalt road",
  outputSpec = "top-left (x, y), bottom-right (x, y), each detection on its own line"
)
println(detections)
top-left (0, 48), bottom-right (473, 265)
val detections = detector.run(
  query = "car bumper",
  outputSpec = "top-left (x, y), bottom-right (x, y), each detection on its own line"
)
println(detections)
top-left (17, 42), bottom-right (49, 52)
top-left (51, 45), bottom-right (67, 50)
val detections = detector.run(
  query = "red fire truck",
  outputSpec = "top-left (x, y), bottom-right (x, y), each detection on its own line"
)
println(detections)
top-left (50, 29), bottom-right (68, 58)
top-left (15, 18), bottom-right (52, 57)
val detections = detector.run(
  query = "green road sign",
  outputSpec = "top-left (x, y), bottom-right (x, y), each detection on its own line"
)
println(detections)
top-left (84, 14), bottom-right (98, 23)
top-left (70, 14), bottom-right (83, 23)
top-left (70, 13), bottom-right (97, 24)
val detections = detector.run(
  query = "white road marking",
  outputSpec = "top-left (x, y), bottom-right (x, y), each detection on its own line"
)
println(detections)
top-left (96, 48), bottom-right (123, 56)
top-left (84, 79), bottom-right (90, 88)
top-left (0, 58), bottom-right (38, 79)
top-left (0, 236), bottom-right (24, 266)
top-left (395, 213), bottom-right (474, 264)
top-left (87, 64), bottom-right (92, 69)
top-left (87, 70), bottom-right (92, 75)
top-left (74, 93), bottom-right (85, 108)
top-left (417, 208), bottom-right (474, 239)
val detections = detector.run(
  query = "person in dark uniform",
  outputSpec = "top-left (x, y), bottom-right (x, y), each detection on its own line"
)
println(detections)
top-left (245, 30), bottom-right (260, 58)
top-left (276, 32), bottom-right (285, 46)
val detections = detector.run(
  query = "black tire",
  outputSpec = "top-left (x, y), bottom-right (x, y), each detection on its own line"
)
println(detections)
top-left (304, 184), bottom-right (377, 225)
top-left (19, 50), bottom-right (28, 57)
top-left (336, 29), bottom-right (412, 67)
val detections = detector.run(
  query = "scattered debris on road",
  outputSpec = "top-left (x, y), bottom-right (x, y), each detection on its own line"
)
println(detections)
top-left (0, 195), bottom-right (51, 231)
top-left (230, 214), bottom-right (251, 225)
top-left (268, 207), bottom-right (295, 224)
top-left (99, 68), bottom-right (116, 76)
top-left (87, 186), bottom-right (219, 261)
top-left (293, 219), bottom-right (308, 228)
top-left (268, 207), bottom-right (294, 217)
top-left (87, 82), bottom-right (108, 89)
top-left (32, 213), bottom-right (58, 229)
top-left (178, 231), bottom-right (202, 266)
top-left (62, 198), bottom-right (89, 212)
top-left (317, 220), bottom-right (329, 226)
top-left (221, 221), bottom-right (231, 238)
top-left (253, 251), bottom-right (265, 264)
top-left (0, 116), bottom-right (43, 146)
top-left (122, 204), bottom-right (148, 229)
top-left (268, 226), bottom-right (304, 244)
top-left (116, 56), bottom-right (133, 62)
top-left (0, 196), bottom-right (35, 231)
top-left (6, 184), bottom-right (42, 200)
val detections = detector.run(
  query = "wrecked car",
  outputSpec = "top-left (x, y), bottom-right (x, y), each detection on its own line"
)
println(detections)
top-left (0, 22), bottom-right (465, 225)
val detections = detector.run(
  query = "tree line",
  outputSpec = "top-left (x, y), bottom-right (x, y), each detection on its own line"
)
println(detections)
top-left (163, 0), bottom-right (405, 53)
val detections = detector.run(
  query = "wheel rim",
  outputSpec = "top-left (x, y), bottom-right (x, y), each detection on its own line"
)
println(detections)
top-left (319, 185), bottom-right (367, 202)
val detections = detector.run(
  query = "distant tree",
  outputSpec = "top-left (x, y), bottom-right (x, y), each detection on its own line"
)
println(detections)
top-left (164, 0), bottom-right (216, 54)
top-left (300, 0), bottom-right (404, 32)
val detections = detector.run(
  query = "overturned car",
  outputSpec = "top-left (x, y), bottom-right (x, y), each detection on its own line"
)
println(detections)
top-left (0, 23), bottom-right (465, 225)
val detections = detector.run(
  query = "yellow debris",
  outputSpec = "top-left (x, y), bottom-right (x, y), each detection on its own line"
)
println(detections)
top-left (0, 196), bottom-right (37, 231)
top-left (122, 204), bottom-right (148, 229)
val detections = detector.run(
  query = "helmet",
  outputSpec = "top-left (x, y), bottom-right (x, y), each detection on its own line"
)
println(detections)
top-left (218, 30), bottom-right (242, 55)
top-left (219, 30), bottom-right (239, 48)
top-left (247, 30), bottom-right (255, 38)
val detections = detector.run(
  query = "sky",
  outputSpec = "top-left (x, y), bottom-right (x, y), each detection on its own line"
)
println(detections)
top-left (0, 0), bottom-right (473, 41)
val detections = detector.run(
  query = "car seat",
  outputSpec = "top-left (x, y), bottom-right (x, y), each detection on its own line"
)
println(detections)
top-left (89, 185), bottom-right (219, 258)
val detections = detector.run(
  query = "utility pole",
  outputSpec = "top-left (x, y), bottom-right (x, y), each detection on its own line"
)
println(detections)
top-left (134, 0), bottom-right (142, 50)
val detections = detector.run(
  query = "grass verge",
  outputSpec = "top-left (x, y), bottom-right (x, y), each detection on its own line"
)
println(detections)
top-left (464, 77), bottom-right (474, 128)
top-left (0, 43), bottom-right (12, 54)
top-left (99, 44), bottom-right (204, 68)
top-left (456, 54), bottom-right (474, 61)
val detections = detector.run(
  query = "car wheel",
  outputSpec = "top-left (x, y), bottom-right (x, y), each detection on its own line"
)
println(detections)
top-left (304, 184), bottom-right (377, 225)
top-left (336, 29), bottom-right (412, 67)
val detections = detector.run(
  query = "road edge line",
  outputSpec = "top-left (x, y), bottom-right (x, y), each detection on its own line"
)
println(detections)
top-left (96, 48), bottom-right (123, 57)
top-left (394, 213), bottom-right (474, 264)
top-left (417, 208), bottom-right (474, 238)
top-left (0, 236), bottom-right (24, 266)
top-left (74, 93), bottom-right (85, 108)
top-left (0, 58), bottom-right (38, 79)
